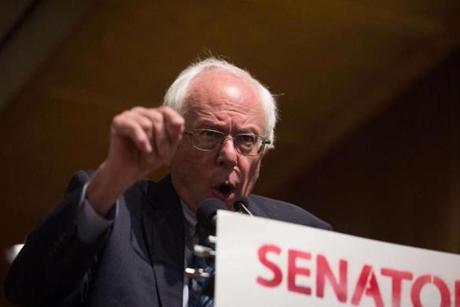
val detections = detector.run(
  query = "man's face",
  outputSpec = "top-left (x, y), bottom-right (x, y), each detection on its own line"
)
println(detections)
top-left (170, 69), bottom-right (267, 211)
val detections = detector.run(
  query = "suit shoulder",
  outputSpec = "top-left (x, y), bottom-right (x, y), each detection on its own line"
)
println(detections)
top-left (249, 195), bottom-right (332, 230)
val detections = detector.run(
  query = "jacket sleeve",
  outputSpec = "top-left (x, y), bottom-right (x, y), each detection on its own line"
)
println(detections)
top-left (4, 171), bottom-right (111, 307)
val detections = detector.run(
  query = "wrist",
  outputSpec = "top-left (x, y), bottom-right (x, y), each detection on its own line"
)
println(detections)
top-left (86, 162), bottom-right (132, 216)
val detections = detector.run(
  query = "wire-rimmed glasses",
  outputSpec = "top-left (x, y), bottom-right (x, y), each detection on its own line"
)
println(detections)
top-left (184, 128), bottom-right (270, 156)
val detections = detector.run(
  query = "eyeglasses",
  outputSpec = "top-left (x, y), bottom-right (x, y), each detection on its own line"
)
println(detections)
top-left (184, 128), bottom-right (271, 156)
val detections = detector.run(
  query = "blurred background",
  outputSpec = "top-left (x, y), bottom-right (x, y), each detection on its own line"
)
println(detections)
top-left (1, 0), bottom-right (459, 305)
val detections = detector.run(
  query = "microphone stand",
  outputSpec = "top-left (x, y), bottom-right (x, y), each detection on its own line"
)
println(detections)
top-left (185, 199), bottom-right (253, 299)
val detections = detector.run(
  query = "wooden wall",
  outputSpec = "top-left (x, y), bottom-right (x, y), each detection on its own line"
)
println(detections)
top-left (1, 1), bottom-right (459, 305)
top-left (266, 51), bottom-right (460, 253)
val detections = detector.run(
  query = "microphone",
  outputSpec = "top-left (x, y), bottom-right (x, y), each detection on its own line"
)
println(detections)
top-left (196, 198), bottom-right (228, 236)
top-left (190, 198), bottom-right (253, 298)
top-left (187, 198), bottom-right (227, 297)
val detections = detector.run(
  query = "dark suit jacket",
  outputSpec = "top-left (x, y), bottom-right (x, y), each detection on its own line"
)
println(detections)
top-left (5, 171), bottom-right (331, 307)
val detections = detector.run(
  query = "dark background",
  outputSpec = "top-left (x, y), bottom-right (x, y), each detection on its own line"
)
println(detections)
top-left (1, 1), bottom-right (459, 305)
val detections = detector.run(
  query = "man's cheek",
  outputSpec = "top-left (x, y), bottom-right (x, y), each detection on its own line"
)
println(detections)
top-left (250, 159), bottom-right (262, 178)
top-left (249, 162), bottom-right (262, 188)
top-left (182, 152), bottom-right (207, 169)
top-left (239, 162), bottom-right (259, 196)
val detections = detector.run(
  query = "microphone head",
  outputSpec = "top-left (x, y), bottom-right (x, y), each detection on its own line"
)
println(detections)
top-left (196, 198), bottom-right (228, 234)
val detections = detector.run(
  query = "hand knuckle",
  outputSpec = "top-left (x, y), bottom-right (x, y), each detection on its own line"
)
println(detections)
top-left (131, 106), bottom-right (144, 112)
top-left (112, 114), bottom-right (124, 126)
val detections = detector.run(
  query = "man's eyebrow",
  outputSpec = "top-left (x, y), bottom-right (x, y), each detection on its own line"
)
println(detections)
top-left (194, 121), bottom-right (261, 134)
top-left (194, 121), bottom-right (222, 129)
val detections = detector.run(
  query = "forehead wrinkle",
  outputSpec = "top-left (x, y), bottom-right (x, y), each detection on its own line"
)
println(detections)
top-left (186, 69), bottom-right (261, 108)
top-left (184, 69), bottom-right (266, 133)
top-left (186, 109), bottom-right (262, 133)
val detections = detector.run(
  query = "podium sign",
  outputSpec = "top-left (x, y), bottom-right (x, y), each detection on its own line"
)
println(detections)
top-left (215, 211), bottom-right (460, 307)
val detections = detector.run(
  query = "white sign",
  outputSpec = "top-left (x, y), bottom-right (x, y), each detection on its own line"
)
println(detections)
top-left (215, 211), bottom-right (460, 307)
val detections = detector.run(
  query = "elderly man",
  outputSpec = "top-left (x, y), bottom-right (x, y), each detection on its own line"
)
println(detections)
top-left (5, 58), bottom-right (330, 307)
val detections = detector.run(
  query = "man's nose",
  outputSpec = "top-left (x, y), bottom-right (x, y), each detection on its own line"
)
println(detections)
top-left (216, 137), bottom-right (238, 168)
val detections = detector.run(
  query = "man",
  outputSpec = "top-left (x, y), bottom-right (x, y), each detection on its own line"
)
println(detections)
top-left (5, 58), bottom-right (330, 306)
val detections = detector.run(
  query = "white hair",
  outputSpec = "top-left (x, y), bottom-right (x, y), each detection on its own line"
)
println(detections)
top-left (163, 57), bottom-right (278, 148)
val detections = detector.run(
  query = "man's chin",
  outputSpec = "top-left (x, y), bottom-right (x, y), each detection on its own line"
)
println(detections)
top-left (209, 190), bottom-right (238, 210)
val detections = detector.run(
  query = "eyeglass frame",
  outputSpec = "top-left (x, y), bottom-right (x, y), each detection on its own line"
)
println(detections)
top-left (183, 128), bottom-right (271, 156)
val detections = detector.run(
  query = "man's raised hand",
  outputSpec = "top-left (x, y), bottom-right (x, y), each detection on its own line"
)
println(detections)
top-left (87, 106), bottom-right (185, 215)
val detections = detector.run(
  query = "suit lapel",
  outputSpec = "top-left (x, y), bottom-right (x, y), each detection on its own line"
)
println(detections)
top-left (142, 176), bottom-right (185, 307)
top-left (139, 180), bottom-right (269, 307)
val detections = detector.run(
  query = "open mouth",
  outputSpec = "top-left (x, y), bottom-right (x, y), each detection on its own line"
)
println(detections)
top-left (218, 183), bottom-right (234, 196)
top-left (212, 182), bottom-right (236, 200)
